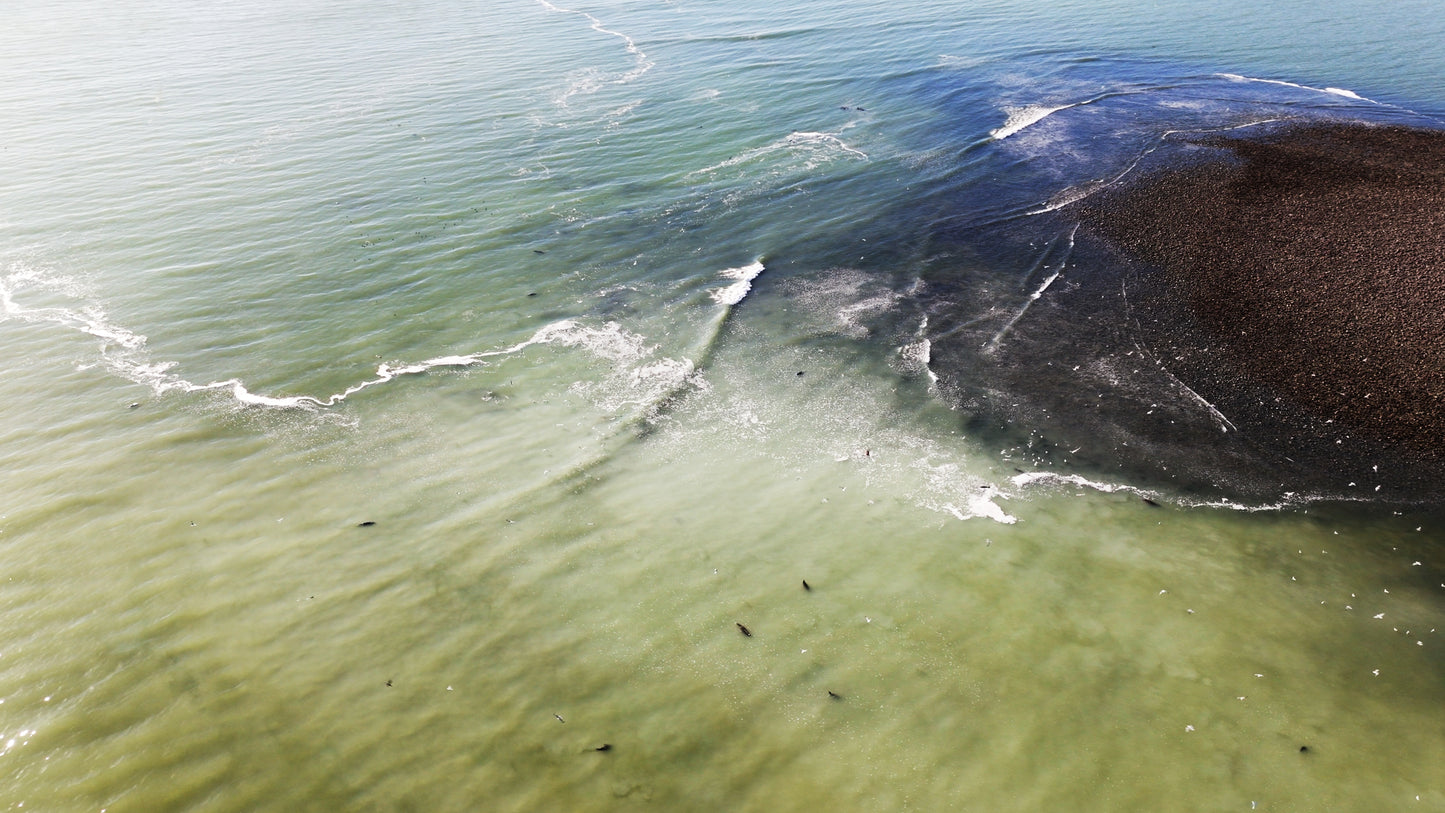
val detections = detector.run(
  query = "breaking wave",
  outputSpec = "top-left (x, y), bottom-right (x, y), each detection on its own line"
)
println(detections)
top-left (0, 258), bottom-right (766, 416)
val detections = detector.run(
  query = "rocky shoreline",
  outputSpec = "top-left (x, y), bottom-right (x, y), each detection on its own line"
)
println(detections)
top-left (1078, 121), bottom-right (1445, 465)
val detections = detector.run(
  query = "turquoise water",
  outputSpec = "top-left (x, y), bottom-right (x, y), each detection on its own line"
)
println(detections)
top-left (2, 1), bottom-right (1444, 809)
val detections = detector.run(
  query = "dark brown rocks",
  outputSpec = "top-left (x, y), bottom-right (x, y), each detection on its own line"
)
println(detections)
top-left (1079, 121), bottom-right (1445, 460)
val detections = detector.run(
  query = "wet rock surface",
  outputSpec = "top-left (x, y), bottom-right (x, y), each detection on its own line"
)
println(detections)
top-left (1073, 121), bottom-right (1445, 497)
top-left (920, 119), bottom-right (1445, 503)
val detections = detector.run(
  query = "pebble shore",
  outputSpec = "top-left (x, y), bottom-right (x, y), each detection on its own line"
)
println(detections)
top-left (1080, 121), bottom-right (1445, 459)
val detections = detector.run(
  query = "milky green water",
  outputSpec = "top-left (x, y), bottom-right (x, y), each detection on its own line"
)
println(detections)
top-left (2, 1), bottom-right (1443, 810)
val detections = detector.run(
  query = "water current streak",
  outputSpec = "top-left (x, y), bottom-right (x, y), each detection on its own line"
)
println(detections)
top-left (983, 224), bottom-right (1076, 355)
top-left (1117, 276), bottom-right (1238, 434)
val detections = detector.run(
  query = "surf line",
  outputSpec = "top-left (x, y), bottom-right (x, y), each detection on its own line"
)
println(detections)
top-left (989, 89), bottom-right (1152, 141)
top-left (695, 259), bottom-right (764, 359)
top-left (1215, 73), bottom-right (1373, 103)
top-left (221, 321), bottom-right (616, 408)
top-left (631, 260), bottom-right (764, 421)
top-left (536, 0), bottom-right (654, 105)
top-left (241, 265), bottom-right (764, 417)
top-left (143, 321), bottom-right (638, 409)
top-left (1, 260), bottom-right (766, 413)
top-left (0, 269), bottom-right (616, 409)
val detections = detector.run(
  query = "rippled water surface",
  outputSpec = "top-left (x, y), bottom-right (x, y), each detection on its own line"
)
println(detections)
top-left (2, 1), bottom-right (1444, 809)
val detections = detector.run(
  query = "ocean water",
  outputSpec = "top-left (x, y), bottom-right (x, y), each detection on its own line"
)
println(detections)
top-left (2, 1), bottom-right (1444, 810)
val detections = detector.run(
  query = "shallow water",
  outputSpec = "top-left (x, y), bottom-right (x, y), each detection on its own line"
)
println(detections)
top-left (2, 1), bottom-right (1444, 810)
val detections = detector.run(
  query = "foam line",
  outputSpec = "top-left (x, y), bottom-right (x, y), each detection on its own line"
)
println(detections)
top-left (999, 76), bottom-right (1401, 220)
top-left (1013, 471), bottom-right (1386, 513)
top-left (614, 259), bottom-right (766, 426)
top-left (1213, 73), bottom-right (1445, 123)
top-left (690, 131), bottom-right (868, 176)
top-left (710, 261), bottom-right (765, 305)
top-left (1161, 371), bottom-right (1238, 434)
top-left (157, 320), bottom-right (620, 409)
top-left (786, 132), bottom-right (868, 159)
top-left (1, 259), bottom-right (767, 414)
top-left (1010, 471), bottom-right (1159, 499)
top-left (537, 0), bottom-right (654, 105)
top-left (1115, 275), bottom-right (1238, 435)
top-left (437, 260), bottom-right (761, 523)
top-left (989, 89), bottom-right (1153, 141)
top-left (0, 267), bottom-right (618, 409)
top-left (898, 315), bottom-right (938, 386)
top-left (1216, 73), bottom-right (1375, 103)
top-left (990, 103), bottom-right (1077, 140)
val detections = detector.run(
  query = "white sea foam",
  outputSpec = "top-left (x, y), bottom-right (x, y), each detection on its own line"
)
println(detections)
top-left (1176, 497), bottom-right (1292, 512)
top-left (785, 131), bottom-right (868, 159)
top-left (897, 316), bottom-right (937, 385)
top-left (915, 458), bottom-right (1018, 524)
top-left (537, 0), bottom-right (655, 107)
top-left (990, 104), bottom-right (1074, 140)
top-left (1010, 471), bottom-right (1158, 500)
top-left (898, 338), bottom-right (933, 372)
top-left (0, 256), bottom-right (773, 417)
top-left (216, 318), bottom-right (669, 409)
top-left (1019, 115), bottom-right (1289, 218)
top-left (711, 261), bottom-right (765, 305)
top-left (782, 268), bottom-right (903, 340)
top-left (944, 492), bottom-right (1018, 524)
top-left (1216, 73), bottom-right (1375, 104)
top-left (207, 319), bottom-right (645, 409)
top-left (1, 267), bottom-right (146, 353)
top-left (607, 357), bottom-right (701, 412)
top-left (1010, 471), bottom-right (1313, 512)
top-left (1038, 181), bottom-right (1106, 212)
top-left (1159, 370), bottom-right (1237, 433)
top-left (691, 131), bottom-right (868, 176)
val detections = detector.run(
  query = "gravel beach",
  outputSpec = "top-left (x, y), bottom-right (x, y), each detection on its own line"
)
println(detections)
top-left (1079, 121), bottom-right (1445, 460)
